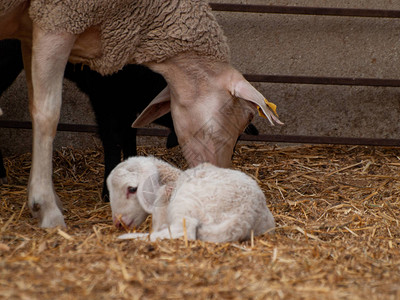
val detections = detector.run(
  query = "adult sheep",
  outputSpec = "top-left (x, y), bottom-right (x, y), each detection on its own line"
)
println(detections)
top-left (0, 0), bottom-right (282, 228)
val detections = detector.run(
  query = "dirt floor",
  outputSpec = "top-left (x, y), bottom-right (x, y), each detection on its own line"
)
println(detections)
top-left (0, 144), bottom-right (399, 299)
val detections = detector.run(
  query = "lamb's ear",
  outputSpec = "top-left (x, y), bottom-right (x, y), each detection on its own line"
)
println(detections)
top-left (151, 158), bottom-right (182, 184)
top-left (132, 86), bottom-right (171, 128)
top-left (137, 172), bottom-right (161, 214)
top-left (230, 75), bottom-right (283, 126)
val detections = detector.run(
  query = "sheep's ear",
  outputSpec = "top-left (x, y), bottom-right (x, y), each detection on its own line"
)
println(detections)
top-left (132, 86), bottom-right (171, 128)
top-left (229, 74), bottom-right (283, 126)
top-left (137, 172), bottom-right (161, 213)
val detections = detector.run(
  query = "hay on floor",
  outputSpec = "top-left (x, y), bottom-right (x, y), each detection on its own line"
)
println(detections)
top-left (0, 144), bottom-right (399, 299)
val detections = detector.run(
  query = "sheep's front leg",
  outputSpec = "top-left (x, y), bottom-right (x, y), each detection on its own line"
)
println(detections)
top-left (28, 26), bottom-right (76, 227)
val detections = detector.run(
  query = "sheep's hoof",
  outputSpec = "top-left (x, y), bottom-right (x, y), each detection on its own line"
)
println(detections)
top-left (39, 208), bottom-right (66, 228)
top-left (30, 201), bottom-right (66, 228)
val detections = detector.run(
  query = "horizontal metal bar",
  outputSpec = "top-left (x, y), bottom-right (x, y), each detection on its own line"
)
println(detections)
top-left (0, 120), bottom-right (169, 136)
top-left (244, 74), bottom-right (400, 87)
top-left (240, 133), bottom-right (400, 147)
top-left (0, 121), bottom-right (99, 133)
top-left (210, 3), bottom-right (400, 18)
top-left (1, 120), bottom-right (399, 147)
top-left (136, 128), bottom-right (170, 137)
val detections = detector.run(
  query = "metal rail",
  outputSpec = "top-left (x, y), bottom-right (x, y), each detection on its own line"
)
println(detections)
top-left (240, 133), bottom-right (400, 147)
top-left (1, 120), bottom-right (399, 147)
top-left (244, 74), bottom-right (400, 87)
top-left (209, 3), bottom-right (400, 18)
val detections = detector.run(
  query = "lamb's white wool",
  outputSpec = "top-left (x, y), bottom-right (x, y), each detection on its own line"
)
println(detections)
top-left (107, 156), bottom-right (275, 243)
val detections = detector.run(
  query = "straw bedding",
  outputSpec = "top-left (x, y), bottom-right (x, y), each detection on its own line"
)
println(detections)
top-left (0, 144), bottom-right (399, 299)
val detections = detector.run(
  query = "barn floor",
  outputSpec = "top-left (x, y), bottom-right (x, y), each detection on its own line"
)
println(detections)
top-left (0, 144), bottom-right (399, 299)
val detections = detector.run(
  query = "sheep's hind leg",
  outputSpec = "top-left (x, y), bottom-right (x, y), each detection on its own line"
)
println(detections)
top-left (27, 26), bottom-right (76, 228)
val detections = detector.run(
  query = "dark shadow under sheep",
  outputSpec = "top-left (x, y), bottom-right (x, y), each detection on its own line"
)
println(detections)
top-left (0, 150), bottom-right (6, 185)
top-left (62, 62), bottom-right (175, 201)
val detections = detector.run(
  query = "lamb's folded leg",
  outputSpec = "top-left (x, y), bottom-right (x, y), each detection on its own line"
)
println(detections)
top-left (149, 217), bottom-right (199, 241)
top-left (27, 26), bottom-right (76, 228)
top-left (118, 232), bottom-right (149, 240)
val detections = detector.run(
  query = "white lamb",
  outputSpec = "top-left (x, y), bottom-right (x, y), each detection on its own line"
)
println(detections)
top-left (107, 156), bottom-right (275, 243)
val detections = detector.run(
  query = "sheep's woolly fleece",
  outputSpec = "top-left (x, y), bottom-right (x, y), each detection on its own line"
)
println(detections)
top-left (27, 0), bottom-right (230, 75)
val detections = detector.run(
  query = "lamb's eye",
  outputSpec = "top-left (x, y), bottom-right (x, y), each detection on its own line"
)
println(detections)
top-left (127, 186), bottom-right (137, 194)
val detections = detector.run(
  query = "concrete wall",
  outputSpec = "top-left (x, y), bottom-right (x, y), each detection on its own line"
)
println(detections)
top-left (1, 0), bottom-right (400, 156)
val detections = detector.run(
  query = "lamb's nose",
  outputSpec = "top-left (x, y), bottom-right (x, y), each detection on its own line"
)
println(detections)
top-left (113, 216), bottom-right (124, 229)
top-left (114, 220), bottom-right (123, 229)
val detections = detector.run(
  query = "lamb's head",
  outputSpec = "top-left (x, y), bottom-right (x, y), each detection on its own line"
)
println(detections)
top-left (135, 56), bottom-right (282, 167)
top-left (107, 157), bottom-right (152, 229)
top-left (107, 156), bottom-right (181, 229)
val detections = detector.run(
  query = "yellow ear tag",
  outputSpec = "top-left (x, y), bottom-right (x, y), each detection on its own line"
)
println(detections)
top-left (257, 98), bottom-right (279, 118)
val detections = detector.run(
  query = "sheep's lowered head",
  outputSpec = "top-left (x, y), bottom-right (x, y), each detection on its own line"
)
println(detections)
top-left (134, 56), bottom-right (283, 168)
top-left (107, 156), bottom-right (181, 229)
